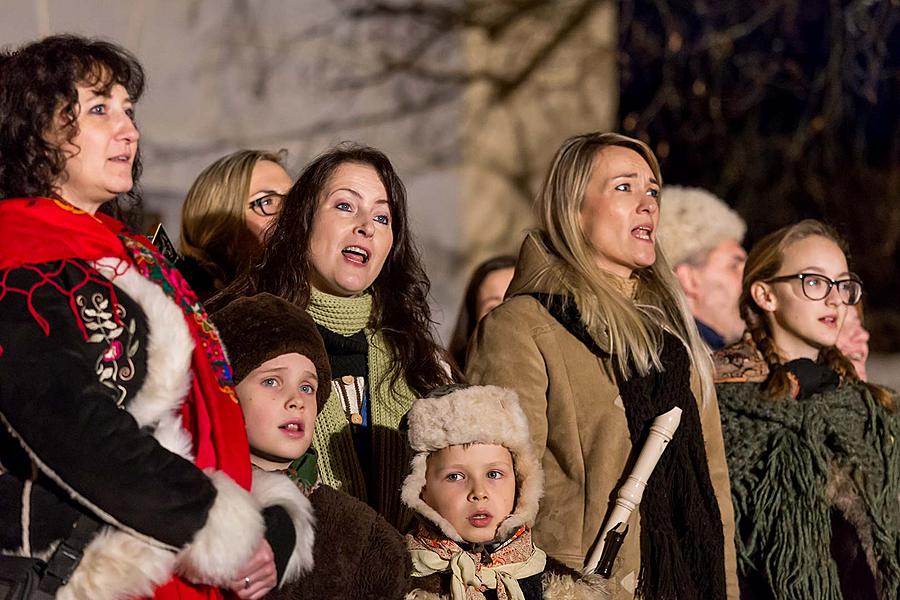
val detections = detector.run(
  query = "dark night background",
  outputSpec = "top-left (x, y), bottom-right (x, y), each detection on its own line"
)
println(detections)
top-left (618, 0), bottom-right (900, 349)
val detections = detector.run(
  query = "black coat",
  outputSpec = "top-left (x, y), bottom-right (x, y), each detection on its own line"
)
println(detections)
top-left (0, 260), bottom-right (213, 553)
top-left (0, 258), bottom-right (312, 598)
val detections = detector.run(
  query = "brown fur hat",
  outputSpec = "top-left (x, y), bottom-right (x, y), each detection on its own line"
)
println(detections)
top-left (210, 293), bottom-right (331, 412)
top-left (400, 384), bottom-right (544, 543)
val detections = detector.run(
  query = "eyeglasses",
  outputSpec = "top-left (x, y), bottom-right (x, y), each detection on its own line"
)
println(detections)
top-left (766, 272), bottom-right (863, 305)
top-left (248, 193), bottom-right (285, 217)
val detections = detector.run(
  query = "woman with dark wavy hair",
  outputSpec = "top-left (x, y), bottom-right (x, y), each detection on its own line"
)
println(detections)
top-left (211, 142), bottom-right (457, 529)
top-left (0, 36), bottom-right (144, 221)
top-left (0, 35), bottom-right (312, 600)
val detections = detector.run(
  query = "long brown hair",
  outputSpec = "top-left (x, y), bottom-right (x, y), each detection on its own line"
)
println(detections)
top-left (742, 219), bottom-right (894, 409)
top-left (448, 255), bottom-right (517, 370)
top-left (533, 131), bottom-right (715, 405)
top-left (209, 142), bottom-right (456, 394)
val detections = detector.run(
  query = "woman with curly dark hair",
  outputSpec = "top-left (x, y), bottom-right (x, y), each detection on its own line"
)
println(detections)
top-left (0, 35), bottom-right (144, 220)
top-left (211, 143), bottom-right (458, 529)
top-left (0, 35), bottom-right (312, 600)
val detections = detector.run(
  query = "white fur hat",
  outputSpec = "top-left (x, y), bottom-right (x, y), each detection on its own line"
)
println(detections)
top-left (658, 185), bottom-right (746, 266)
top-left (401, 385), bottom-right (544, 543)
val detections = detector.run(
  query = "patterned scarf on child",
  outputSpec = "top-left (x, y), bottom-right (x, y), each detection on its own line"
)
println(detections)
top-left (407, 524), bottom-right (546, 600)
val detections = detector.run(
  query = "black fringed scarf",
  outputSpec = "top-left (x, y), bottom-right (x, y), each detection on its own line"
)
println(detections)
top-left (531, 293), bottom-right (727, 599)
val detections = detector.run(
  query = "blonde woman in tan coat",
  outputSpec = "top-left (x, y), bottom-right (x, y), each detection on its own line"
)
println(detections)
top-left (467, 132), bottom-right (738, 599)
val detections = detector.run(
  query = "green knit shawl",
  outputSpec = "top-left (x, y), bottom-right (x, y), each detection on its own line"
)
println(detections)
top-left (717, 381), bottom-right (900, 599)
top-left (307, 288), bottom-right (416, 530)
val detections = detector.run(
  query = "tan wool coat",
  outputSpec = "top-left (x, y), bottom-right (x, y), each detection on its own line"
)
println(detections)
top-left (466, 235), bottom-right (738, 599)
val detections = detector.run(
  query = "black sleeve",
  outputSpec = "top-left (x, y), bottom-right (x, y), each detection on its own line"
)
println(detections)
top-left (0, 263), bottom-right (216, 550)
top-left (263, 505), bottom-right (296, 582)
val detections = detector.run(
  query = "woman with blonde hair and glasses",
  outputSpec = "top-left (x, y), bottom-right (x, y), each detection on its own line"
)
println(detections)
top-left (180, 149), bottom-right (290, 300)
top-left (467, 132), bottom-right (738, 598)
top-left (714, 219), bottom-right (899, 600)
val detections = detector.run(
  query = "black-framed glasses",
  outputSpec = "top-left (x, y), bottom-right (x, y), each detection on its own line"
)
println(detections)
top-left (248, 192), bottom-right (285, 217)
top-left (766, 272), bottom-right (863, 305)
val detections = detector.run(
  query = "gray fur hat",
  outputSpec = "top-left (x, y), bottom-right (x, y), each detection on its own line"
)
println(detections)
top-left (400, 384), bottom-right (544, 543)
top-left (658, 185), bottom-right (746, 266)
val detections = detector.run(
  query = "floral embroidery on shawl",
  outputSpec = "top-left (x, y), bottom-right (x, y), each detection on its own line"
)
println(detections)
top-left (118, 235), bottom-right (237, 403)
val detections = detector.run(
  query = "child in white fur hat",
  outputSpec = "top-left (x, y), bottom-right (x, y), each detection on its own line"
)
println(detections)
top-left (402, 384), bottom-right (607, 600)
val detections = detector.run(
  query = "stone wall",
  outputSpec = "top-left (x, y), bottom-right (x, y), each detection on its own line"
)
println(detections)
top-left (1, 0), bottom-right (617, 342)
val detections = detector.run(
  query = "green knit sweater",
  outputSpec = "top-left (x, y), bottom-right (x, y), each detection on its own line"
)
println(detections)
top-left (306, 289), bottom-right (416, 530)
top-left (717, 381), bottom-right (900, 599)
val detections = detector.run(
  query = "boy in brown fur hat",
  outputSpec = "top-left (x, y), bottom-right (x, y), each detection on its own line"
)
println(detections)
top-left (210, 293), bottom-right (411, 599)
top-left (402, 384), bottom-right (607, 599)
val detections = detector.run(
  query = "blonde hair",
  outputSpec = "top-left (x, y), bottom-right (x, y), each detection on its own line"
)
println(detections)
top-left (533, 131), bottom-right (715, 405)
top-left (741, 219), bottom-right (894, 409)
top-left (180, 149), bottom-right (286, 281)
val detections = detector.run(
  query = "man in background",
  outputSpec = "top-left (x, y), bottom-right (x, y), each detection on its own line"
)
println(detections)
top-left (659, 186), bottom-right (748, 350)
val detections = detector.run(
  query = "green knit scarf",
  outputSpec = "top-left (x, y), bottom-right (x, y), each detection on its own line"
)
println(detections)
top-left (307, 288), bottom-right (416, 530)
top-left (718, 382), bottom-right (900, 599)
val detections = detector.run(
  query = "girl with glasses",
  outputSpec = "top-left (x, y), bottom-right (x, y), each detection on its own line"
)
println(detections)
top-left (180, 149), bottom-right (290, 301)
top-left (714, 219), bottom-right (899, 600)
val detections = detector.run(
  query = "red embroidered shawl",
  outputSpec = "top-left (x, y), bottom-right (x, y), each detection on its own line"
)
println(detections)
top-left (0, 197), bottom-right (250, 599)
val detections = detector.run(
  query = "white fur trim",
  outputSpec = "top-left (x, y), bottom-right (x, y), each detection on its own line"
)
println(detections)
top-left (251, 470), bottom-right (316, 584)
top-left (152, 412), bottom-right (194, 458)
top-left (58, 470), bottom-right (266, 599)
top-left (401, 385), bottom-right (544, 542)
top-left (22, 478), bottom-right (32, 555)
top-left (405, 590), bottom-right (443, 600)
top-left (177, 470), bottom-right (265, 586)
top-left (93, 258), bottom-right (195, 430)
top-left (57, 529), bottom-right (176, 600)
top-left (544, 572), bottom-right (612, 599)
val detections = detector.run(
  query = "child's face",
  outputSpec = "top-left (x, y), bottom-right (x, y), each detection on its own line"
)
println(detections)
top-left (235, 352), bottom-right (318, 471)
top-left (422, 444), bottom-right (516, 544)
top-left (755, 235), bottom-right (850, 361)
